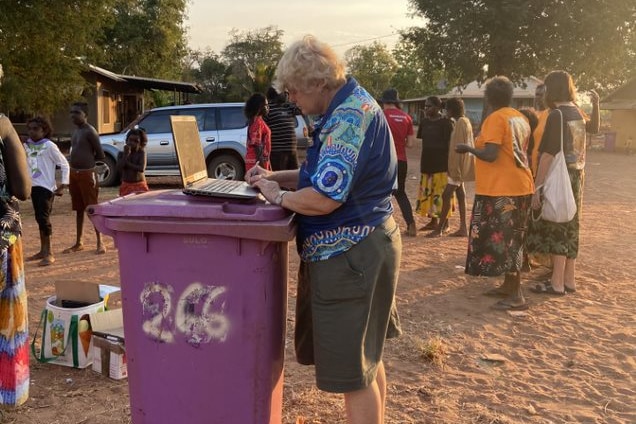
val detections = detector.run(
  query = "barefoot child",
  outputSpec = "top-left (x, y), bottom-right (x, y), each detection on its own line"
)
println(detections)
top-left (117, 128), bottom-right (149, 196)
top-left (23, 116), bottom-right (70, 266)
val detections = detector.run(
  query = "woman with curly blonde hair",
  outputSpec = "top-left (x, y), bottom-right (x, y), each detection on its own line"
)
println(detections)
top-left (246, 35), bottom-right (401, 423)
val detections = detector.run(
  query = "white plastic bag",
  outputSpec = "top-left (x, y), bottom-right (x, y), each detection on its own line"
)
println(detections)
top-left (539, 109), bottom-right (577, 223)
top-left (541, 150), bottom-right (577, 223)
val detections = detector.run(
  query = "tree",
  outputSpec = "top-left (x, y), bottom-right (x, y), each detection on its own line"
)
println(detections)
top-left (406, 0), bottom-right (636, 91)
top-left (390, 38), bottom-right (444, 99)
top-left (100, 0), bottom-right (189, 79)
top-left (345, 42), bottom-right (398, 99)
top-left (0, 0), bottom-right (119, 114)
top-left (186, 50), bottom-right (230, 102)
top-left (221, 26), bottom-right (284, 100)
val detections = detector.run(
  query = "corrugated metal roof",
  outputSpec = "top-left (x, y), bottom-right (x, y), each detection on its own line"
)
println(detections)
top-left (87, 64), bottom-right (201, 94)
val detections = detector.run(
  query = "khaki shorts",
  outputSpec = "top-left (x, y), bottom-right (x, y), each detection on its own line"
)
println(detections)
top-left (295, 216), bottom-right (402, 393)
top-left (69, 169), bottom-right (99, 212)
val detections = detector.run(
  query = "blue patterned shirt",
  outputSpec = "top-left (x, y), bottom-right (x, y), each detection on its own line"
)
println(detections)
top-left (296, 78), bottom-right (396, 262)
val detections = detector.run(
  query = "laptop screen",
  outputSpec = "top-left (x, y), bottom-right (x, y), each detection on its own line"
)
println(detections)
top-left (170, 115), bottom-right (208, 187)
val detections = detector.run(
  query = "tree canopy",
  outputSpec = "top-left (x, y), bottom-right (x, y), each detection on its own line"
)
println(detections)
top-left (406, 0), bottom-right (636, 91)
top-left (0, 0), bottom-right (189, 114)
top-left (0, 0), bottom-right (118, 114)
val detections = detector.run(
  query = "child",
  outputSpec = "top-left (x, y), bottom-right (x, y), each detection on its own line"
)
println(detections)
top-left (117, 128), bottom-right (149, 196)
top-left (244, 93), bottom-right (272, 171)
top-left (24, 116), bottom-right (70, 266)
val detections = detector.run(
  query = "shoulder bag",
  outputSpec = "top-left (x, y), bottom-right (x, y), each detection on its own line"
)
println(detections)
top-left (538, 109), bottom-right (577, 223)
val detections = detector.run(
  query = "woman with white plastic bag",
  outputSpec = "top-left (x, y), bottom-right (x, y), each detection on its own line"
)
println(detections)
top-left (527, 71), bottom-right (599, 295)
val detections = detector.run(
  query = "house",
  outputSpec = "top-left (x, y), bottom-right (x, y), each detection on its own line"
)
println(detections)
top-left (14, 64), bottom-right (201, 139)
top-left (402, 76), bottom-right (542, 128)
top-left (600, 78), bottom-right (636, 153)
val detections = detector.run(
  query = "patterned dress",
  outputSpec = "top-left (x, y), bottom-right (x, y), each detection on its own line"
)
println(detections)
top-left (0, 136), bottom-right (29, 407)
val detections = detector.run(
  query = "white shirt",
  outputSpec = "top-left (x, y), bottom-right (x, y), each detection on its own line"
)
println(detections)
top-left (23, 138), bottom-right (70, 192)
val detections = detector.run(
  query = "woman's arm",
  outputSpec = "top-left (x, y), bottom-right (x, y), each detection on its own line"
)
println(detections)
top-left (456, 142), bottom-right (499, 163)
top-left (265, 169), bottom-right (300, 188)
top-left (254, 177), bottom-right (341, 215)
top-left (0, 115), bottom-right (31, 200)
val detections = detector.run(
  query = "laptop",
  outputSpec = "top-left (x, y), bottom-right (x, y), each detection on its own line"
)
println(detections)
top-left (170, 115), bottom-right (259, 199)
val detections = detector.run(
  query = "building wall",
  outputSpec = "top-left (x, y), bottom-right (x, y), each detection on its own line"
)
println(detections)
top-left (609, 110), bottom-right (636, 152)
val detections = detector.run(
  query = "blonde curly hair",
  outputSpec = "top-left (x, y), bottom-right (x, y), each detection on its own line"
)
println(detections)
top-left (274, 35), bottom-right (346, 93)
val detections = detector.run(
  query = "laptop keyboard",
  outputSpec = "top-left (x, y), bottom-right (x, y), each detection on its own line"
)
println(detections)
top-left (199, 179), bottom-right (246, 193)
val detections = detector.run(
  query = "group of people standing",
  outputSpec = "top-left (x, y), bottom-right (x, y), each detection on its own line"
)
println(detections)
top-left (380, 90), bottom-right (475, 240)
top-left (0, 35), bottom-right (600, 424)
top-left (457, 73), bottom-right (599, 311)
top-left (381, 71), bottom-right (598, 313)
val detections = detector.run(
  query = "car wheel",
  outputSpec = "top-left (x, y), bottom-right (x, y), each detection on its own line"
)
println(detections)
top-left (96, 155), bottom-right (118, 187)
top-left (207, 154), bottom-right (245, 181)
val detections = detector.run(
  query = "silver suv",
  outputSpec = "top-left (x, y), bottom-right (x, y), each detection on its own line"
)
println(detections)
top-left (97, 103), bottom-right (309, 186)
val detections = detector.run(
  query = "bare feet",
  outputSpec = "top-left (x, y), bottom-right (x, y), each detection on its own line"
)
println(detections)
top-left (419, 220), bottom-right (438, 231)
top-left (27, 251), bottom-right (46, 261)
top-left (63, 243), bottom-right (84, 254)
top-left (404, 222), bottom-right (417, 237)
top-left (450, 229), bottom-right (468, 237)
top-left (38, 255), bottom-right (55, 267)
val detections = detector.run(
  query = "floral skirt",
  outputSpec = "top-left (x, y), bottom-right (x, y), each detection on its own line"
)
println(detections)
top-left (526, 169), bottom-right (584, 259)
top-left (0, 238), bottom-right (29, 406)
top-left (465, 194), bottom-right (531, 276)
top-left (415, 172), bottom-right (454, 219)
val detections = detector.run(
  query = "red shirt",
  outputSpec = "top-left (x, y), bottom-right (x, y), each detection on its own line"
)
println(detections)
top-left (245, 116), bottom-right (271, 171)
top-left (383, 108), bottom-right (414, 161)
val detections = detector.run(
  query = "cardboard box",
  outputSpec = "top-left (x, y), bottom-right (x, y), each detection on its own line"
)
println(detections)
top-left (55, 280), bottom-right (101, 307)
top-left (92, 336), bottom-right (127, 380)
top-left (90, 308), bottom-right (127, 380)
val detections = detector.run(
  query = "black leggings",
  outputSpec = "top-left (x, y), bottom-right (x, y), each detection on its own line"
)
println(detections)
top-left (31, 186), bottom-right (55, 235)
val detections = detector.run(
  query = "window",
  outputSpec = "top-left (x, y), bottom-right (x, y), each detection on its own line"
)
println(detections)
top-left (178, 108), bottom-right (207, 131)
top-left (203, 108), bottom-right (217, 131)
top-left (102, 90), bottom-right (111, 124)
top-left (137, 110), bottom-right (173, 134)
top-left (218, 107), bottom-right (247, 130)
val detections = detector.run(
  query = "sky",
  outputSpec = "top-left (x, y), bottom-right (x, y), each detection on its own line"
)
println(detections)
top-left (185, 0), bottom-right (420, 56)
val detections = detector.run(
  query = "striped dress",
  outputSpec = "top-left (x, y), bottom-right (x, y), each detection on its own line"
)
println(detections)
top-left (0, 137), bottom-right (29, 407)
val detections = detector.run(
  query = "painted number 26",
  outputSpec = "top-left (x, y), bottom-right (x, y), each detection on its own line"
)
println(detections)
top-left (139, 282), bottom-right (230, 346)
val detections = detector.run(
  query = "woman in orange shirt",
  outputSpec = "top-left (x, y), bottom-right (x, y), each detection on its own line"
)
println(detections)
top-left (456, 77), bottom-right (535, 310)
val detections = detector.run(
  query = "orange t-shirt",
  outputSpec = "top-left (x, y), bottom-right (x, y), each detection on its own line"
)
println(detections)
top-left (474, 107), bottom-right (534, 196)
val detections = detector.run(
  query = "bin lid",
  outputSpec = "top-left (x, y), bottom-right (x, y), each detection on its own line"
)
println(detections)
top-left (88, 190), bottom-right (296, 241)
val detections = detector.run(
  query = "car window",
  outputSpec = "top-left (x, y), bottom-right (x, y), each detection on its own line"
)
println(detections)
top-left (178, 108), bottom-right (208, 131)
top-left (138, 110), bottom-right (173, 134)
top-left (218, 107), bottom-right (247, 130)
top-left (203, 108), bottom-right (217, 131)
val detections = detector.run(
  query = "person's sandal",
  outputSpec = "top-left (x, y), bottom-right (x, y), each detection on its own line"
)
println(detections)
top-left (530, 282), bottom-right (566, 296)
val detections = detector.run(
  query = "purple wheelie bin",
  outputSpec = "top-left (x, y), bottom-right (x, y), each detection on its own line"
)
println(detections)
top-left (88, 189), bottom-right (295, 424)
